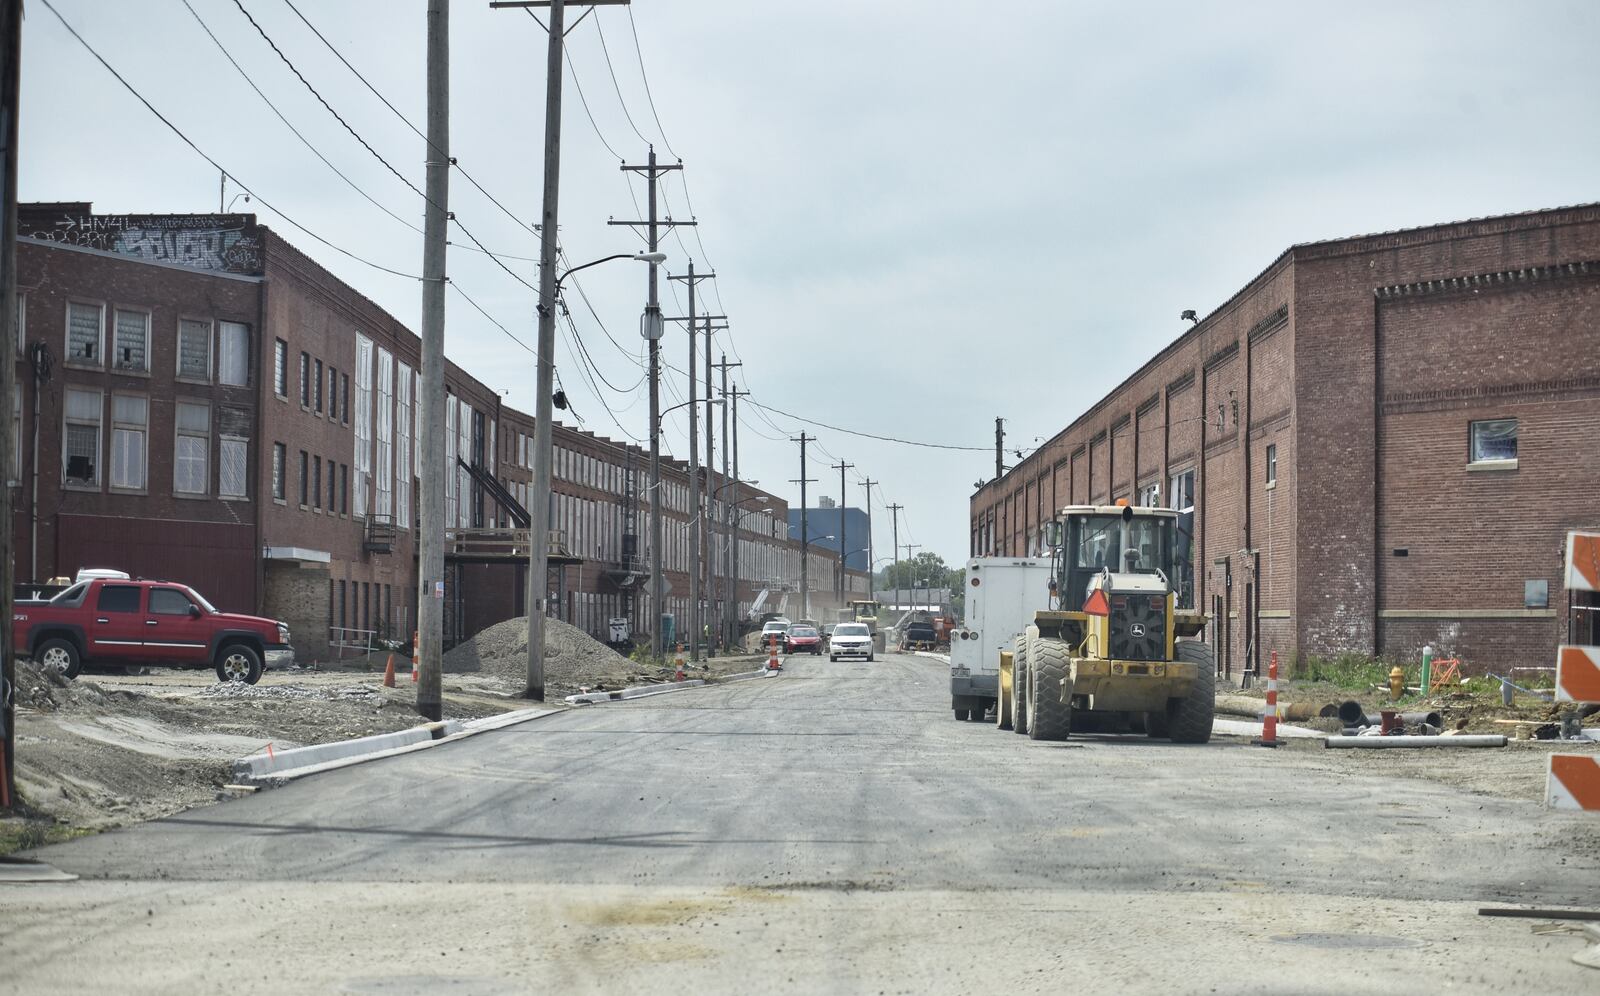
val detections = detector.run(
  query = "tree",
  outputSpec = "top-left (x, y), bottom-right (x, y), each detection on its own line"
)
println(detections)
top-left (876, 552), bottom-right (965, 613)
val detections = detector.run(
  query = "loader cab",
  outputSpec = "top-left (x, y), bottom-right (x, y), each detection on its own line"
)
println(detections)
top-left (1049, 505), bottom-right (1177, 608)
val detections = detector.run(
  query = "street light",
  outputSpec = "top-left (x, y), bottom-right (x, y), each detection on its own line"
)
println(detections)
top-left (657, 396), bottom-right (722, 433)
top-left (527, 250), bottom-right (666, 702)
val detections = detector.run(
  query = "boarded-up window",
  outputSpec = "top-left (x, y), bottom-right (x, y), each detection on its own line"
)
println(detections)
top-left (64, 388), bottom-right (101, 486)
top-left (354, 335), bottom-right (373, 516)
top-left (396, 362), bottom-right (412, 528)
top-left (274, 339), bottom-right (288, 396)
top-left (376, 347), bottom-right (393, 518)
top-left (220, 437), bottom-right (248, 498)
top-left (175, 402), bottom-right (210, 494)
top-left (178, 319), bottom-right (211, 380)
top-left (110, 394), bottom-right (147, 490)
top-left (68, 302), bottom-right (102, 364)
top-left (219, 322), bottom-right (249, 386)
top-left (272, 443), bottom-right (285, 500)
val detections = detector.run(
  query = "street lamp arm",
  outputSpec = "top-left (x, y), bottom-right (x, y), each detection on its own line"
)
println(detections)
top-left (555, 251), bottom-right (667, 291)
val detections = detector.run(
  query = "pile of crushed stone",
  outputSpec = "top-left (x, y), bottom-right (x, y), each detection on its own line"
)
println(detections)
top-left (10, 658), bottom-right (120, 714)
top-left (443, 615), bottom-right (655, 694)
top-left (194, 682), bottom-right (383, 703)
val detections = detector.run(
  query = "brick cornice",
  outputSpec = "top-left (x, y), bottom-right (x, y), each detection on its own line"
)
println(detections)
top-left (1374, 260), bottom-right (1598, 300)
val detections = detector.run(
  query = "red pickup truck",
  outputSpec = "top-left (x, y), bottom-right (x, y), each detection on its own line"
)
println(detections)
top-left (14, 578), bottom-right (293, 684)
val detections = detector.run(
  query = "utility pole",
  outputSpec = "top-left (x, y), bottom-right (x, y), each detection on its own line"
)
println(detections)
top-left (413, 0), bottom-right (450, 718)
top-left (831, 459), bottom-right (853, 604)
top-left (995, 417), bottom-right (1005, 481)
top-left (712, 355), bottom-right (739, 647)
top-left (729, 383), bottom-right (750, 644)
top-left (859, 478), bottom-right (877, 607)
top-left (0, 0), bottom-right (21, 808)
top-left (888, 503), bottom-right (904, 626)
top-left (902, 543), bottom-right (922, 612)
top-left (666, 263), bottom-right (712, 660)
top-left (791, 434), bottom-right (816, 620)
top-left (610, 149), bottom-right (688, 657)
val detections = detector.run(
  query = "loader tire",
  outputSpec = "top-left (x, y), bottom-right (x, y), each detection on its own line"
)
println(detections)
top-left (1145, 709), bottom-right (1170, 738)
top-left (1011, 635), bottom-right (1029, 736)
top-left (1026, 636), bottom-right (1073, 742)
top-left (1167, 640), bottom-right (1217, 744)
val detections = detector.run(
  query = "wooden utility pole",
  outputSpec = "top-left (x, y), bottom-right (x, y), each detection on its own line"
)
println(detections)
top-left (791, 434), bottom-right (816, 619)
top-left (728, 383), bottom-right (750, 642)
top-left (610, 151), bottom-right (688, 657)
top-left (995, 417), bottom-right (1005, 480)
top-left (859, 478), bottom-right (877, 604)
top-left (413, 0), bottom-right (450, 720)
top-left (888, 503), bottom-right (904, 625)
top-left (832, 459), bottom-right (853, 604)
top-left (0, 0), bottom-right (20, 807)
top-left (711, 355), bottom-right (739, 646)
top-left (666, 266), bottom-right (715, 659)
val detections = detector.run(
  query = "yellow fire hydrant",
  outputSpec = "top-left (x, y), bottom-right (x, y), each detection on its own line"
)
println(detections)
top-left (1389, 665), bottom-right (1406, 700)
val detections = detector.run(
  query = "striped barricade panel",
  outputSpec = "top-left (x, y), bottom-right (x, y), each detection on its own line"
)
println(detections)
top-left (1556, 645), bottom-right (1600, 703)
top-left (1547, 754), bottom-right (1600, 811)
top-left (1567, 532), bottom-right (1600, 592)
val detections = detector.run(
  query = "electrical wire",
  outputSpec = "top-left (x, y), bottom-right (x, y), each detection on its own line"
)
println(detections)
top-left (38, 0), bottom-right (419, 281)
top-left (590, 12), bottom-right (651, 147)
top-left (447, 282), bottom-right (534, 355)
top-left (624, 5), bottom-right (678, 160)
top-left (744, 398), bottom-right (991, 452)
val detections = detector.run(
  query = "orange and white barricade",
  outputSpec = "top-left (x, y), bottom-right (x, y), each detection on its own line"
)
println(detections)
top-left (1547, 754), bottom-right (1600, 811)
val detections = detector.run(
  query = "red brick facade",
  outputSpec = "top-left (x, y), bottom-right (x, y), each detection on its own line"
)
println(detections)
top-left (12, 203), bottom-right (864, 662)
top-left (971, 204), bottom-right (1600, 676)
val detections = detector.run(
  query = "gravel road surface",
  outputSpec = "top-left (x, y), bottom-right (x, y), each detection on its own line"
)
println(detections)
top-left (5, 652), bottom-right (1598, 994)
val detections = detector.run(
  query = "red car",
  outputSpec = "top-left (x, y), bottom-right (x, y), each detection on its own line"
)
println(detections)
top-left (783, 625), bottom-right (823, 655)
top-left (14, 577), bottom-right (294, 684)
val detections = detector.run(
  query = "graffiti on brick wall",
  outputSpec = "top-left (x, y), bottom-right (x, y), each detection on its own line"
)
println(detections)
top-left (20, 213), bottom-right (262, 274)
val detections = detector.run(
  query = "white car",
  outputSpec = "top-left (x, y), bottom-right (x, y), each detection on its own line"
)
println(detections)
top-left (760, 618), bottom-right (791, 649)
top-left (829, 623), bottom-right (874, 662)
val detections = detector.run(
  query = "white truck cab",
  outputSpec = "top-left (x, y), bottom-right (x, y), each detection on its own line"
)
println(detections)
top-left (949, 557), bottom-right (1055, 721)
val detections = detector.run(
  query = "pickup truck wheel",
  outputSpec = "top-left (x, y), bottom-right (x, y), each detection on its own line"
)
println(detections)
top-left (953, 707), bottom-right (970, 721)
top-left (38, 638), bottom-right (82, 680)
top-left (216, 644), bottom-right (264, 685)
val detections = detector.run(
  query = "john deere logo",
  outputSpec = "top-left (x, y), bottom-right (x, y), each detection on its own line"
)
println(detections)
top-left (1130, 623), bottom-right (1146, 637)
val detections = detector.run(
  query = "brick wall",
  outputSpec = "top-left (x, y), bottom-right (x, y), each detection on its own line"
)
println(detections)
top-left (264, 561), bottom-right (332, 661)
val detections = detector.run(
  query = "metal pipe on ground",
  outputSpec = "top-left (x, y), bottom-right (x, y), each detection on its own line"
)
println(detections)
top-left (1334, 700), bottom-right (1442, 729)
top-left (1323, 735), bottom-right (1506, 749)
top-left (1215, 694), bottom-right (1319, 723)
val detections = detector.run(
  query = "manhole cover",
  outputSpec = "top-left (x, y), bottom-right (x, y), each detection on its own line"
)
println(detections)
top-left (1271, 932), bottom-right (1419, 950)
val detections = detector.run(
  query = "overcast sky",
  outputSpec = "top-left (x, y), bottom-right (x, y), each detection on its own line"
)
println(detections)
top-left (19, 0), bottom-right (1600, 569)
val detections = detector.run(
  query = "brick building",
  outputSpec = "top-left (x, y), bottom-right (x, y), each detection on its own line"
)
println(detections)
top-left (970, 203), bottom-right (1600, 677)
top-left (13, 202), bottom-right (864, 661)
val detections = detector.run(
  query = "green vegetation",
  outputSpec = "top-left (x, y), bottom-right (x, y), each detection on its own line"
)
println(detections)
top-left (1288, 652), bottom-right (1392, 689)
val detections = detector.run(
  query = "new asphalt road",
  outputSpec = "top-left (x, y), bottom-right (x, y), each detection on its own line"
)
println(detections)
top-left (5, 652), bottom-right (1599, 994)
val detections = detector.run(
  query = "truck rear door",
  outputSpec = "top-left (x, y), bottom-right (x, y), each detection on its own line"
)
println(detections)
top-left (90, 583), bottom-right (148, 659)
top-left (143, 586), bottom-right (211, 664)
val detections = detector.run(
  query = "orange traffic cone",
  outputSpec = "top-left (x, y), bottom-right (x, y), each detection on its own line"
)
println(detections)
top-left (766, 636), bottom-right (782, 671)
top-left (674, 643), bottom-right (687, 682)
top-left (382, 653), bottom-right (397, 688)
top-left (411, 631), bottom-right (420, 683)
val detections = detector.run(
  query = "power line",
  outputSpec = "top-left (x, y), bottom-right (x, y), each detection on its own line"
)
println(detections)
top-left (281, 0), bottom-right (536, 235)
top-left (182, 0), bottom-right (422, 236)
top-left (745, 398), bottom-right (991, 452)
top-left (591, 12), bottom-right (650, 146)
top-left (232, 0), bottom-right (425, 202)
top-left (37, 0), bottom-right (419, 281)
top-left (447, 281), bottom-right (533, 354)
top-left (624, 6), bottom-right (678, 160)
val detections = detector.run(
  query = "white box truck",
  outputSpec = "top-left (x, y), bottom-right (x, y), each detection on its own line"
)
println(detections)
top-left (949, 557), bottom-right (1054, 721)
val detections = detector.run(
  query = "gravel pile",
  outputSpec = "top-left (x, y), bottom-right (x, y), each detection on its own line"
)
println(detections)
top-left (443, 615), bottom-right (651, 694)
top-left (193, 682), bottom-right (383, 703)
top-left (11, 659), bottom-right (116, 714)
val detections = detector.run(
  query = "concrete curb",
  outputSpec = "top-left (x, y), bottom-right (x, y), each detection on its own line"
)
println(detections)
top-left (914, 651), bottom-right (952, 664)
top-left (565, 679), bottom-right (705, 705)
top-left (232, 707), bottom-right (560, 786)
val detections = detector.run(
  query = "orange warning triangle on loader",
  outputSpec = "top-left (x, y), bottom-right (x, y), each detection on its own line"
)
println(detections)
top-left (1083, 588), bottom-right (1111, 617)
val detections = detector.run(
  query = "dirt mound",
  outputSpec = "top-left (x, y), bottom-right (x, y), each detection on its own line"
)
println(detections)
top-left (11, 658), bottom-right (126, 714)
top-left (444, 615), bottom-right (659, 695)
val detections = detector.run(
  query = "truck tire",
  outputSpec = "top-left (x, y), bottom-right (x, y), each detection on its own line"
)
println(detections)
top-left (1145, 710), bottom-right (1170, 738)
top-left (1026, 637), bottom-right (1073, 741)
top-left (1168, 640), bottom-right (1216, 744)
top-left (38, 637), bottom-right (82, 680)
top-left (953, 706), bottom-right (970, 721)
top-left (215, 643), bottom-right (264, 685)
top-left (1011, 635), bottom-right (1029, 735)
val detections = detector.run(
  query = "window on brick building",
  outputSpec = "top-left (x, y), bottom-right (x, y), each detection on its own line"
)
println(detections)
top-left (314, 358), bottom-right (324, 413)
top-left (300, 352), bottom-right (311, 407)
top-left (340, 463), bottom-right (349, 514)
top-left (1168, 468), bottom-right (1195, 512)
top-left (175, 402), bottom-right (210, 495)
top-left (298, 450), bottom-right (309, 506)
top-left (1137, 482), bottom-right (1160, 507)
top-left (274, 340), bottom-right (288, 397)
top-left (341, 374), bottom-right (350, 424)
top-left (67, 301), bottom-right (103, 366)
top-left (64, 388), bottom-right (102, 488)
top-left (328, 365), bottom-right (339, 418)
top-left (109, 395), bottom-right (147, 491)
top-left (272, 443), bottom-right (286, 500)
top-left (219, 322), bottom-right (250, 386)
top-left (1470, 419), bottom-right (1518, 464)
top-left (313, 456), bottom-right (322, 509)
top-left (112, 309), bottom-right (149, 372)
top-left (220, 437), bottom-right (248, 498)
top-left (1265, 444), bottom-right (1277, 487)
top-left (177, 319), bottom-right (211, 381)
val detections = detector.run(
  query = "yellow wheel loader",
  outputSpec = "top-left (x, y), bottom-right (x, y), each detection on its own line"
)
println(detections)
top-left (1013, 503), bottom-right (1215, 743)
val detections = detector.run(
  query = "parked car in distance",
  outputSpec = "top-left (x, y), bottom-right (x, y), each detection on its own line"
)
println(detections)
top-left (13, 578), bottom-right (294, 684)
top-left (784, 625), bottom-right (823, 655)
top-left (760, 617), bottom-right (792, 649)
top-left (901, 621), bottom-right (938, 652)
top-left (829, 622), bottom-right (874, 662)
